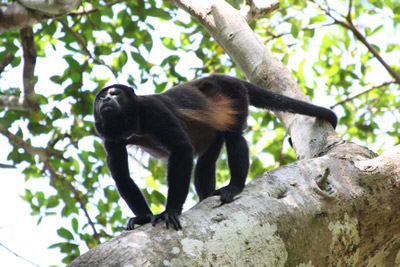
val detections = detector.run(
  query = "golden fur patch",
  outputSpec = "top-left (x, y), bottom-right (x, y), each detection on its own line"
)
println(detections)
top-left (178, 94), bottom-right (237, 131)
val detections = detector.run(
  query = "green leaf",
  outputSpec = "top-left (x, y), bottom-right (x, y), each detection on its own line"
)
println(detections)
top-left (72, 218), bottom-right (79, 233)
top-left (131, 51), bottom-right (147, 67)
top-left (368, 0), bottom-right (383, 8)
top-left (57, 228), bottom-right (74, 240)
top-left (309, 14), bottom-right (327, 24)
top-left (146, 8), bottom-right (172, 20)
top-left (47, 196), bottom-right (60, 208)
top-left (161, 37), bottom-right (177, 50)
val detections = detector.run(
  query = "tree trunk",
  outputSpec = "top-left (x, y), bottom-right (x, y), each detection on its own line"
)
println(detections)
top-left (68, 0), bottom-right (400, 266)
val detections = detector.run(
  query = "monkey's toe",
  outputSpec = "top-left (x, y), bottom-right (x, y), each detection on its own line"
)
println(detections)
top-left (213, 185), bottom-right (243, 203)
top-left (126, 214), bottom-right (152, 230)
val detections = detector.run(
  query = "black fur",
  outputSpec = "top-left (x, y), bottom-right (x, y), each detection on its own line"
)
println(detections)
top-left (94, 74), bottom-right (337, 230)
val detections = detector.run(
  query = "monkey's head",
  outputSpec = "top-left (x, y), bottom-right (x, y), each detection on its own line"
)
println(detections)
top-left (94, 84), bottom-right (137, 139)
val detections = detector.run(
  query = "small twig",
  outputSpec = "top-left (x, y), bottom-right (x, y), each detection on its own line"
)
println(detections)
top-left (310, 0), bottom-right (400, 84)
top-left (0, 163), bottom-right (16, 168)
top-left (331, 80), bottom-right (395, 108)
top-left (58, 19), bottom-right (118, 74)
top-left (240, 0), bottom-right (280, 23)
top-left (0, 1), bottom-right (47, 33)
top-left (60, 174), bottom-right (101, 240)
top-left (262, 21), bottom-right (335, 42)
top-left (0, 242), bottom-right (40, 267)
top-left (0, 123), bottom-right (100, 241)
top-left (40, 158), bottom-right (101, 241)
top-left (0, 124), bottom-right (64, 160)
top-left (316, 168), bottom-right (330, 190)
top-left (323, 0), bottom-right (331, 11)
top-left (347, 0), bottom-right (353, 21)
top-left (58, 20), bottom-right (91, 59)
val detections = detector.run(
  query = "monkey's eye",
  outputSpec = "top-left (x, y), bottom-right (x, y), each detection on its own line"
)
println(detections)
top-left (109, 89), bottom-right (120, 96)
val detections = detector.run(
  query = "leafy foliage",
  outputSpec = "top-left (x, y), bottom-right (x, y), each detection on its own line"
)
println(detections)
top-left (0, 0), bottom-right (398, 264)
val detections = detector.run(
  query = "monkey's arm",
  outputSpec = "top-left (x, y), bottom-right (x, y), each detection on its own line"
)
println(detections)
top-left (143, 103), bottom-right (194, 230)
top-left (152, 138), bottom-right (193, 230)
top-left (104, 140), bottom-right (153, 229)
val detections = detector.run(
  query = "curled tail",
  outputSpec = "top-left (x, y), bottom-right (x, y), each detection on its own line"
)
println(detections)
top-left (243, 80), bottom-right (337, 129)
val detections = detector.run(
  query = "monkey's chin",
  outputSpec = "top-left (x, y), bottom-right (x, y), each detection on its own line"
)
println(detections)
top-left (100, 107), bottom-right (122, 120)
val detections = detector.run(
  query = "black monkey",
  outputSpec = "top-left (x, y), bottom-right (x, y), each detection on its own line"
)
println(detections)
top-left (94, 74), bottom-right (337, 230)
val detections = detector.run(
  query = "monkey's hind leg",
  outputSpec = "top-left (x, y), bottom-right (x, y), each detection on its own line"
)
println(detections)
top-left (194, 134), bottom-right (224, 201)
top-left (213, 132), bottom-right (249, 203)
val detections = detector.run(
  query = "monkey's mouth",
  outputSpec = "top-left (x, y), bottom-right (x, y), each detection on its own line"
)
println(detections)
top-left (100, 104), bottom-right (116, 112)
top-left (99, 106), bottom-right (118, 118)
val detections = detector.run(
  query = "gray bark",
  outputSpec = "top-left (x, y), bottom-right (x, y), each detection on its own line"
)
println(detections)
top-left (0, 0), bottom-right (80, 33)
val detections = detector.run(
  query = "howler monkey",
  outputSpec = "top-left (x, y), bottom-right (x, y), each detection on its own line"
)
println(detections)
top-left (94, 74), bottom-right (337, 230)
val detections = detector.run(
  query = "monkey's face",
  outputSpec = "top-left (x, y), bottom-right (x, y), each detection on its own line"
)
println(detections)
top-left (95, 86), bottom-right (134, 121)
top-left (94, 84), bottom-right (138, 138)
top-left (97, 88), bottom-right (124, 118)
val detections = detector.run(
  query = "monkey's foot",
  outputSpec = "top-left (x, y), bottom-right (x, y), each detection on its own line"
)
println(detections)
top-left (213, 185), bottom-right (243, 203)
top-left (126, 214), bottom-right (152, 230)
top-left (151, 209), bottom-right (182, 231)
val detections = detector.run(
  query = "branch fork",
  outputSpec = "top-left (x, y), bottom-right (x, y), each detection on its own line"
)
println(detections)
top-left (240, 0), bottom-right (280, 23)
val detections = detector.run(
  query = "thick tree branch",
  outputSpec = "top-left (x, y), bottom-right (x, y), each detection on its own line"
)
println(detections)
top-left (0, 2), bottom-right (46, 33)
top-left (20, 26), bottom-right (39, 111)
top-left (0, 27), bottom-right (39, 111)
top-left (16, 0), bottom-right (80, 16)
top-left (69, 0), bottom-right (126, 16)
top-left (0, 0), bottom-right (80, 33)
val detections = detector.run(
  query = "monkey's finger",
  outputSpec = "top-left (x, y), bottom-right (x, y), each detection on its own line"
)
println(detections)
top-left (169, 215), bottom-right (182, 231)
top-left (164, 215), bottom-right (172, 230)
top-left (151, 215), bottom-right (163, 227)
top-left (126, 219), bottom-right (135, 230)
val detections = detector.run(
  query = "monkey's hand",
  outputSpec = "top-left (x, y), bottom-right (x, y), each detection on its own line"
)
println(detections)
top-left (213, 185), bottom-right (243, 203)
top-left (126, 214), bottom-right (152, 230)
top-left (151, 209), bottom-right (182, 231)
